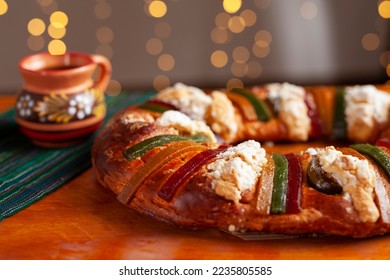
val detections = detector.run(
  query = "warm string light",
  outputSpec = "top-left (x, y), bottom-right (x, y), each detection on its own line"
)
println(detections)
top-left (106, 79), bottom-right (122, 97)
top-left (94, 0), bottom-right (121, 96)
top-left (48, 39), bottom-right (66, 55)
top-left (378, 1), bottom-right (390, 81)
top-left (223, 0), bottom-right (242, 14)
top-left (361, 33), bottom-right (380, 51)
top-left (148, 0), bottom-right (167, 18)
top-left (50, 11), bottom-right (68, 28)
top-left (380, 52), bottom-right (390, 68)
top-left (48, 11), bottom-right (67, 54)
top-left (211, 50), bottom-right (228, 68)
top-left (38, 0), bottom-right (58, 15)
top-left (0, 0), bottom-right (8, 16)
top-left (300, 1), bottom-right (318, 20)
top-left (27, 1), bottom-right (68, 55)
top-left (153, 75), bottom-right (170, 91)
top-left (231, 46), bottom-right (249, 77)
top-left (378, 0), bottom-right (390, 19)
top-left (254, 0), bottom-right (270, 10)
top-left (253, 29), bottom-right (272, 59)
top-left (95, 0), bottom-right (112, 19)
top-left (145, 0), bottom-right (174, 90)
top-left (146, 38), bottom-right (163, 55)
top-left (157, 54), bottom-right (175, 71)
top-left (22, 1), bottom-right (388, 90)
top-left (211, 2), bottom-right (268, 89)
top-left (28, 18), bottom-right (46, 36)
top-left (380, 52), bottom-right (390, 81)
top-left (226, 78), bottom-right (244, 90)
top-left (228, 15), bottom-right (245, 33)
top-left (94, 0), bottom-right (114, 60)
top-left (155, 21), bottom-right (171, 38)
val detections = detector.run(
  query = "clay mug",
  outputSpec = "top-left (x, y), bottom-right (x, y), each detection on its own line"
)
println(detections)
top-left (15, 52), bottom-right (111, 147)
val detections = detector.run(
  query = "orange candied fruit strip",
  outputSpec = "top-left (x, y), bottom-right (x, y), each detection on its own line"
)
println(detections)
top-left (226, 92), bottom-right (258, 121)
top-left (117, 141), bottom-right (207, 205)
top-left (255, 155), bottom-right (274, 215)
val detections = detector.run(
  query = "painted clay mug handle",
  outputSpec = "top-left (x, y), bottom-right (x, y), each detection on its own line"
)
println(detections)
top-left (91, 54), bottom-right (112, 92)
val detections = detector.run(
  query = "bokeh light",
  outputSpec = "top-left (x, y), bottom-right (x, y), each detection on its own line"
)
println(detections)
top-left (215, 12), bottom-right (230, 29)
top-left (378, 1), bottom-right (390, 19)
top-left (223, 0), bottom-right (242, 14)
top-left (148, 0), bottom-right (167, 18)
top-left (50, 11), bottom-right (68, 28)
top-left (211, 27), bottom-right (230, 44)
top-left (255, 39), bottom-right (269, 48)
top-left (145, 1), bottom-right (173, 87)
top-left (240, 9), bottom-right (257, 27)
top-left (21, 0), bottom-right (387, 92)
top-left (48, 24), bottom-right (66, 39)
top-left (96, 26), bottom-right (114, 44)
top-left (255, 29), bottom-right (272, 45)
top-left (94, 1), bottom-right (112, 19)
top-left (252, 43), bottom-right (270, 58)
top-left (27, 7), bottom-right (69, 54)
top-left (231, 62), bottom-right (248, 77)
top-left (157, 53), bottom-right (175, 71)
top-left (27, 35), bottom-right (45, 51)
top-left (154, 21), bottom-right (171, 38)
top-left (96, 44), bottom-right (113, 59)
top-left (40, 1), bottom-right (58, 15)
top-left (380, 51), bottom-right (390, 67)
top-left (211, 50), bottom-right (228, 68)
top-left (246, 61), bottom-right (263, 78)
top-left (300, 2), bottom-right (318, 20)
top-left (232, 46), bottom-right (250, 63)
top-left (361, 33), bottom-right (380, 51)
top-left (106, 79), bottom-right (122, 96)
top-left (226, 78), bottom-right (244, 90)
top-left (228, 15), bottom-right (245, 33)
top-left (94, 2), bottom-right (114, 60)
top-left (146, 38), bottom-right (164, 55)
top-left (28, 18), bottom-right (46, 36)
top-left (36, 0), bottom-right (53, 6)
top-left (254, 0), bottom-right (271, 10)
top-left (48, 39), bottom-right (66, 55)
top-left (0, 0), bottom-right (8, 16)
top-left (153, 75), bottom-right (171, 91)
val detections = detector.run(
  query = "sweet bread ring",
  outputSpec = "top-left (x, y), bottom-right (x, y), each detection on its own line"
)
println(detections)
top-left (92, 83), bottom-right (390, 238)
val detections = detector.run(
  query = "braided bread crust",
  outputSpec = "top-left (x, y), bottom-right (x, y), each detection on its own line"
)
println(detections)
top-left (92, 95), bottom-right (390, 238)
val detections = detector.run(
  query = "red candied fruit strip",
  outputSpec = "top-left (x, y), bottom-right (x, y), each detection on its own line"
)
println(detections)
top-left (285, 153), bottom-right (302, 214)
top-left (158, 146), bottom-right (228, 202)
top-left (376, 138), bottom-right (390, 149)
top-left (304, 92), bottom-right (323, 138)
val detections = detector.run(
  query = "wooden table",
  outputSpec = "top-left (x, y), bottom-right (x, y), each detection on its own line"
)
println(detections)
top-left (1, 95), bottom-right (390, 260)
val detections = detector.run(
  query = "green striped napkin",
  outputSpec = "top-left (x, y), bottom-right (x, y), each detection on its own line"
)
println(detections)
top-left (0, 91), bottom-right (155, 221)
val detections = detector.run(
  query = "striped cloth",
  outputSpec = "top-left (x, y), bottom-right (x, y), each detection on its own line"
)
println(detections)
top-left (0, 91), bottom-right (154, 221)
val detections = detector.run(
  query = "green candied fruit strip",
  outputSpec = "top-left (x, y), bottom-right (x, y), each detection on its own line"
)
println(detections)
top-left (231, 88), bottom-right (272, 122)
top-left (123, 134), bottom-right (210, 161)
top-left (351, 144), bottom-right (390, 179)
top-left (139, 103), bottom-right (171, 113)
top-left (187, 134), bottom-right (211, 143)
top-left (333, 87), bottom-right (347, 140)
top-left (270, 153), bottom-right (289, 214)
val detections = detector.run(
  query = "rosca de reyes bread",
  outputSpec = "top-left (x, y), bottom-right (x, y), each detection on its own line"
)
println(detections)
top-left (92, 83), bottom-right (390, 238)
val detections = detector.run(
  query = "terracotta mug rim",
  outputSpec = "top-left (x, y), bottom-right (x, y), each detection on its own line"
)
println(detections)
top-left (19, 52), bottom-right (96, 76)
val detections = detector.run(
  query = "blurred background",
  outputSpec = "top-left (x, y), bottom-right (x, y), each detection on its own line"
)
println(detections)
top-left (0, 0), bottom-right (389, 95)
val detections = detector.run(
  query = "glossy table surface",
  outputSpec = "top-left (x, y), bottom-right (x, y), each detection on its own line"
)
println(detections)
top-left (0, 95), bottom-right (390, 260)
